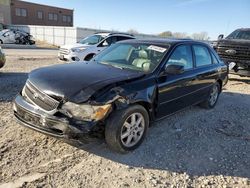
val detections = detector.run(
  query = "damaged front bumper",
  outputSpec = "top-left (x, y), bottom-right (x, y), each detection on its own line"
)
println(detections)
top-left (13, 95), bottom-right (103, 142)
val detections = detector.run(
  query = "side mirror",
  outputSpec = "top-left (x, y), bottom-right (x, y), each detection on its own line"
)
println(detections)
top-left (165, 64), bottom-right (184, 75)
top-left (218, 34), bottom-right (224, 40)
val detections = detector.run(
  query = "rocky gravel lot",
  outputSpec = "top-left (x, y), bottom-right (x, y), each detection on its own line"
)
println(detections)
top-left (0, 49), bottom-right (250, 188)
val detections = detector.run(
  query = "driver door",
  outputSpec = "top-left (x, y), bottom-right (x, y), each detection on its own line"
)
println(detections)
top-left (156, 44), bottom-right (198, 118)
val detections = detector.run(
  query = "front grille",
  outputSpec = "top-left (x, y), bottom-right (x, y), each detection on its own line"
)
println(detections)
top-left (217, 43), bottom-right (250, 62)
top-left (59, 48), bottom-right (70, 55)
top-left (23, 81), bottom-right (60, 111)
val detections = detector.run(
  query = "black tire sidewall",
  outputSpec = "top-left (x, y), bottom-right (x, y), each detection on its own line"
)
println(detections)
top-left (208, 82), bottom-right (220, 108)
top-left (105, 105), bottom-right (149, 152)
top-left (85, 54), bottom-right (95, 61)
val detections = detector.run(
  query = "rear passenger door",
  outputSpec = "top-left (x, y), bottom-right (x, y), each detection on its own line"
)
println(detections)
top-left (191, 45), bottom-right (219, 102)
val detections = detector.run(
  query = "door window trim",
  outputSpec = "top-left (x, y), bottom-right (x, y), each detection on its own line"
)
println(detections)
top-left (163, 44), bottom-right (194, 72)
top-left (192, 44), bottom-right (213, 68)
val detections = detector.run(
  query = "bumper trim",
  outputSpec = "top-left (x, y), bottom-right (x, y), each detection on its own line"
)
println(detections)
top-left (14, 112), bottom-right (65, 138)
top-left (13, 95), bottom-right (102, 142)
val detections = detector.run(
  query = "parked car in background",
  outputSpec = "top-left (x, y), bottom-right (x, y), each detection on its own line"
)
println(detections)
top-left (14, 39), bottom-right (228, 153)
top-left (214, 28), bottom-right (250, 76)
top-left (0, 46), bottom-right (6, 69)
top-left (58, 32), bottom-right (135, 62)
top-left (0, 29), bottom-right (35, 45)
top-left (0, 29), bottom-right (16, 44)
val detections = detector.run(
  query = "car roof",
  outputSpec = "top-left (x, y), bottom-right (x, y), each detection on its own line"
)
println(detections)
top-left (118, 38), bottom-right (208, 47)
top-left (95, 32), bottom-right (134, 38)
top-left (95, 33), bottom-right (110, 37)
top-left (236, 28), bottom-right (250, 31)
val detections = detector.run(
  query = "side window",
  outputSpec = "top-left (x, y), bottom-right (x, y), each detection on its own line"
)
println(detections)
top-left (3, 31), bottom-right (10, 37)
top-left (117, 36), bottom-right (133, 41)
top-left (211, 52), bottom-right (219, 64)
top-left (193, 45), bottom-right (212, 67)
top-left (166, 45), bottom-right (193, 70)
top-left (110, 36), bottom-right (117, 44)
top-left (100, 36), bottom-right (117, 47)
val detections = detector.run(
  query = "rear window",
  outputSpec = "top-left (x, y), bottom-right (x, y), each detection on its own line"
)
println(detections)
top-left (193, 45), bottom-right (212, 67)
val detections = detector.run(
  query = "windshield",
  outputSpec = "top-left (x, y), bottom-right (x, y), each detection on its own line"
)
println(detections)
top-left (78, 35), bottom-right (105, 45)
top-left (94, 43), bottom-right (169, 73)
top-left (226, 30), bottom-right (250, 40)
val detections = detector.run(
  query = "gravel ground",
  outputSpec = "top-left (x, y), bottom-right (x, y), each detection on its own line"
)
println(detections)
top-left (0, 49), bottom-right (250, 188)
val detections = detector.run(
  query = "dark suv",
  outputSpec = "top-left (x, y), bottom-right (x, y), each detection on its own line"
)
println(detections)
top-left (214, 28), bottom-right (250, 76)
top-left (13, 39), bottom-right (228, 153)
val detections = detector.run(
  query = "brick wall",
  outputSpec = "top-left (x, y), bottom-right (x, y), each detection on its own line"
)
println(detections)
top-left (0, 0), bottom-right (11, 25)
top-left (10, 0), bottom-right (73, 27)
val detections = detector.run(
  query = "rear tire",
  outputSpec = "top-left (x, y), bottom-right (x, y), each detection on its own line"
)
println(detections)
top-left (200, 82), bottom-right (220, 109)
top-left (0, 40), bottom-right (3, 44)
top-left (105, 105), bottom-right (149, 153)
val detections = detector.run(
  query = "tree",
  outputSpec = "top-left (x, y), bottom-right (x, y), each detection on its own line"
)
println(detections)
top-left (158, 31), bottom-right (173, 38)
top-left (191, 32), bottom-right (209, 40)
top-left (172, 32), bottom-right (188, 38)
top-left (127, 29), bottom-right (139, 34)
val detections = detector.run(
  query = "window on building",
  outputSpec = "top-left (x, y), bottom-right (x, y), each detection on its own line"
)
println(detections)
top-left (62, 15), bottom-right (72, 23)
top-left (62, 15), bottom-right (67, 22)
top-left (37, 11), bottom-right (43, 19)
top-left (53, 13), bottom-right (58, 21)
top-left (48, 13), bottom-right (58, 21)
top-left (67, 16), bottom-right (71, 23)
top-left (48, 13), bottom-right (53, 20)
top-left (15, 8), bottom-right (27, 17)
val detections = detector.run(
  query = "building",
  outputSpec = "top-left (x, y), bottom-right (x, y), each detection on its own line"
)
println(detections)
top-left (0, 0), bottom-right (73, 27)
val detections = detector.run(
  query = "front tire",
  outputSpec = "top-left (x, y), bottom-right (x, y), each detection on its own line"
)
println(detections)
top-left (105, 105), bottom-right (149, 153)
top-left (200, 82), bottom-right (220, 109)
top-left (84, 54), bottom-right (95, 61)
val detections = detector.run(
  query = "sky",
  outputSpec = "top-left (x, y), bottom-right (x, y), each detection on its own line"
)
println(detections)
top-left (24, 0), bottom-right (250, 39)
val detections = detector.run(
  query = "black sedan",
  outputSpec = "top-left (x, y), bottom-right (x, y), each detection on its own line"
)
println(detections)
top-left (13, 39), bottom-right (228, 153)
top-left (0, 46), bottom-right (5, 69)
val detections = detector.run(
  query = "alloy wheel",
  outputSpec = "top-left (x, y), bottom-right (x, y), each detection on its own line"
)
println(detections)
top-left (120, 112), bottom-right (145, 148)
top-left (209, 85), bottom-right (219, 106)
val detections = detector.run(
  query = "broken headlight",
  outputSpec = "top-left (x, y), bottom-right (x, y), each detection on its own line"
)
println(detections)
top-left (61, 102), bottom-right (112, 121)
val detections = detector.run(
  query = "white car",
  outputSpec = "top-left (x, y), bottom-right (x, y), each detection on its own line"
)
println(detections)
top-left (0, 29), bottom-right (16, 44)
top-left (58, 32), bottom-right (135, 62)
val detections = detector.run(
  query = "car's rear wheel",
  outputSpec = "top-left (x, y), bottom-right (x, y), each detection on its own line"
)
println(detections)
top-left (200, 82), bottom-right (220, 109)
top-left (0, 40), bottom-right (3, 44)
top-left (105, 105), bottom-right (149, 153)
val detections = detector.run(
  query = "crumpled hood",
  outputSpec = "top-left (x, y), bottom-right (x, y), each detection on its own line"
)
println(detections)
top-left (28, 62), bottom-right (144, 103)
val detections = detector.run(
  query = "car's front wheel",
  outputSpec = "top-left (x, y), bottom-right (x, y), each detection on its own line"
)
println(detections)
top-left (105, 105), bottom-right (149, 153)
